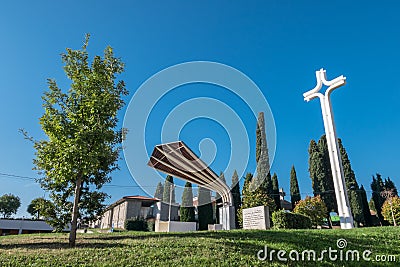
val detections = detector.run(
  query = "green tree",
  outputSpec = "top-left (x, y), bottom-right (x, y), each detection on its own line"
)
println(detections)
top-left (369, 198), bottom-right (377, 212)
top-left (237, 172), bottom-right (253, 227)
top-left (154, 182), bottom-right (164, 199)
top-left (33, 198), bottom-right (67, 232)
top-left (180, 182), bottom-right (195, 222)
top-left (272, 173), bottom-right (281, 211)
top-left (338, 138), bottom-right (364, 226)
top-left (0, 194), bottom-right (21, 218)
top-left (242, 173), bottom-right (253, 195)
top-left (239, 171), bottom-right (276, 228)
top-left (308, 137), bottom-right (336, 227)
top-left (290, 165), bottom-right (301, 209)
top-left (371, 173), bottom-right (386, 224)
top-left (252, 112), bottom-right (270, 189)
top-left (317, 136), bottom-right (337, 213)
top-left (256, 117), bottom-right (261, 164)
top-left (24, 34), bottom-right (128, 247)
top-left (360, 185), bottom-right (373, 227)
top-left (239, 112), bottom-right (275, 227)
top-left (381, 196), bottom-right (400, 226)
top-left (27, 197), bottom-right (48, 219)
top-left (230, 170), bottom-right (241, 228)
top-left (163, 175), bottom-right (175, 204)
top-left (294, 195), bottom-right (328, 227)
top-left (384, 177), bottom-right (398, 197)
top-left (197, 186), bottom-right (213, 230)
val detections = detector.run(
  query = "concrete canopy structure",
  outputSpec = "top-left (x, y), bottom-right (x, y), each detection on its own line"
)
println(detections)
top-left (148, 141), bottom-right (235, 229)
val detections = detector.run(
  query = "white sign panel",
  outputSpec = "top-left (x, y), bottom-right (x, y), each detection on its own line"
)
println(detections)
top-left (242, 205), bottom-right (270, 230)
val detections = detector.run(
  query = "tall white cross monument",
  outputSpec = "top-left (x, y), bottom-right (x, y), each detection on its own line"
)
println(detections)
top-left (303, 68), bottom-right (354, 229)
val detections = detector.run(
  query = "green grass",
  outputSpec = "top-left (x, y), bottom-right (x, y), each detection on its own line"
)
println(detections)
top-left (1, 227), bottom-right (399, 266)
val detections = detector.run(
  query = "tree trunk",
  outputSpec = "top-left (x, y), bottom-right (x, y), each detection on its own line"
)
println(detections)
top-left (327, 214), bottom-right (333, 229)
top-left (69, 176), bottom-right (82, 247)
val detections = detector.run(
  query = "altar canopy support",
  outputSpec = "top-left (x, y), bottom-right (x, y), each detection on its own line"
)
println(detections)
top-left (303, 69), bottom-right (354, 229)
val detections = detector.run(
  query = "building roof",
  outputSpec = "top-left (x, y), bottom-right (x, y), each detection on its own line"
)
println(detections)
top-left (0, 219), bottom-right (53, 231)
top-left (122, 195), bottom-right (159, 201)
top-left (147, 141), bottom-right (232, 204)
top-left (106, 195), bottom-right (160, 210)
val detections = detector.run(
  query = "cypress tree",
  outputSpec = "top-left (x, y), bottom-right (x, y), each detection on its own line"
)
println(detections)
top-left (308, 140), bottom-right (321, 196)
top-left (249, 111), bottom-right (273, 204)
top-left (237, 172), bottom-right (253, 228)
top-left (265, 172), bottom-right (274, 198)
top-left (197, 186), bottom-right (213, 230)
top-left (256, 120), bottom-right (261, 164)
top-left (371, 173), bottom-right (386, 225)
top-left (272, 173), bottom-right (281, 211)
top-left (369, 198), bottom-right (377, 212)
top-left (162, 175), bottom-right (175, 203)
top-left (180, 182), bottom-right (195, 222)
top-left (360, 185), bottom-right (372, 227)
top-left (154, 182), bottom-right (164, 199)
top-left (215, 172), bottom-right (226, 223)
top-left (242, 172), bottom-right (253, 196)
top-left (338, 138), bottom-right (364, 226)
top-left (308, 138), bottom-right (335, 227)
top-left (317, 135), bottom-right (338, 213)
top-left (255, 111), bottom-right (270, 169)
top-left (384, 177), bottom-right (398, 197)
top-left (290, 165), bottom-right (301, 210)
top-left (231, 170), bottom-right (241, 228)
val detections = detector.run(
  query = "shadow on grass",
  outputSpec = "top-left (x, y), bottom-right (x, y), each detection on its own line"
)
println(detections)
top-left (0, 241), bottom-right (129, 250)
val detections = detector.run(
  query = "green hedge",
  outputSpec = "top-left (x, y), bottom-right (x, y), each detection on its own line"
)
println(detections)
top-left (125, 217), bottom-right (148, 231)
top-left (272, 210), bottom-right (312, 229)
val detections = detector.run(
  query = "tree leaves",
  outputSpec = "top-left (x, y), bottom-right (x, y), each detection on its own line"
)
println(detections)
top-left (29, 35), bottom-right (127, 243)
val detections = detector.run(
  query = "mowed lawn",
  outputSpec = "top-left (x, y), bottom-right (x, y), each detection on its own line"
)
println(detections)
top-left (1, 227), bottom-right (399, 266)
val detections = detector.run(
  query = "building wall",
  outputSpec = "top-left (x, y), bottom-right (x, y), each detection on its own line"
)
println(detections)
top-left (111, 201), bottom-right (127, 229)
top-left (126, 200), bottom-right (142, 219)
top-left (0, 219), bottom-right (53, 235)
top-left (159, 202), bottom-right (179, 221)
top-left (100, 209), bottom-right (113, 228)
top-left (96, 198), bottom-right (161, 229)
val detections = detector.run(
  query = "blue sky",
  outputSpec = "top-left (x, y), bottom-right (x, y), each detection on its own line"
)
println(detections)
top-left (0, 1), bottom-right (399, 217)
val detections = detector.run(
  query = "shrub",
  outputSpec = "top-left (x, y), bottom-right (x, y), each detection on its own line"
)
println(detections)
top-left (147, 220), bottom-right (155, 232)
top-left (293, 196), bottom-right (327, 227)
top-left (382, 196), bottom-right (400, 226)
top-left (125, 217), bottom-right (147, 231)
top-left (272, 210), bottom-right (312, 229)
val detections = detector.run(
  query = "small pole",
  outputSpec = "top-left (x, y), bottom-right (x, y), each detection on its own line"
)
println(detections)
top-left (168, 184), bottom-right (175, 232)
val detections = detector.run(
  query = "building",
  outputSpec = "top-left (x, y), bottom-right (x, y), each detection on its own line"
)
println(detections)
top-left (0, 219), bottom-right (53, 235)
top-left (94, 195), bottom-right (160, 229)
top-left (279, 188), bottom-right (293, 211)
top-left (193, 195), bottom-right (217, 221)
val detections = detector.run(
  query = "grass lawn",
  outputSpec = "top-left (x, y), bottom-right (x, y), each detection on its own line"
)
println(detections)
top-left (1, 227), bottom-right (399, 266)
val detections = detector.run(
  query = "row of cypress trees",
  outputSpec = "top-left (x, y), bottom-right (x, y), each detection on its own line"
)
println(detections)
top-left (370, 173), bottom-right (398, 225)
top-left (308, 135), bottom-right (398, 227)
top-left (308, 135), bottom-right (370, 227)
top-left (154, 112), bottom-right (397, 229)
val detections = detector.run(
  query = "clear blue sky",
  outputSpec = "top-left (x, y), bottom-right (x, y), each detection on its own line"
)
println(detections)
top-left (1, 1), bottom-right (399, 217)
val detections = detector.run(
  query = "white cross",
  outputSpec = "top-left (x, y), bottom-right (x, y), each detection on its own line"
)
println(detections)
top-left (303, 68), bottom-right (354, 229)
